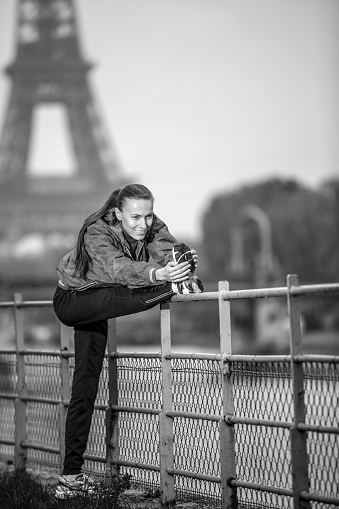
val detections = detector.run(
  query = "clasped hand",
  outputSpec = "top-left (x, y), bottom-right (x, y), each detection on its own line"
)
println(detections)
top-left (156, 250), bottom-right (198, 283)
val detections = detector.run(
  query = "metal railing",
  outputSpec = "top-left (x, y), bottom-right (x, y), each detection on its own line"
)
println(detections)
top-left (0, 275), bottom-right (339, 508)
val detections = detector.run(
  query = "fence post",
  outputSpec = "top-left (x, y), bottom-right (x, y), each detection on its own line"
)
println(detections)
top-left (159, 300), bottom-right (175, 507)
top-left (287, 274), bottom-right (310, 509)
top-left (14, 293), bottom-right (27, 470)
top-left (106, 318), bottom-right (119, 480)
top-left (218, 281), bottom-right (238, 509)
top-left (59, 323), bottom-right (72, 473)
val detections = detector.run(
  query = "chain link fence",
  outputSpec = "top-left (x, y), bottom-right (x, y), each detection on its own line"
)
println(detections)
top-left (0, 277), bottom-right (339, 508)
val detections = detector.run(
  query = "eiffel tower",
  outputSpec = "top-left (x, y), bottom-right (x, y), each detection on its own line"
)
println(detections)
top-left (0, 0), bottom-right (126, 297)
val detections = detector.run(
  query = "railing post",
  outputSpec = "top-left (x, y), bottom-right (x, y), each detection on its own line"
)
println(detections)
top-left (106, 318), bottom-right (119, 480)
top-left (14, 293), bottom-right (27, 470)
top-left (59, 323), bottom-right (72, 474)
top-left (218, 281), bottom-right (238, 509)
top-left (287, 274), bottom-right (310, 509)
top-left (159, 300), bottom-right (175, 507)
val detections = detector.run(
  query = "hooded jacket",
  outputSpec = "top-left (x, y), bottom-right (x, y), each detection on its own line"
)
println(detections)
top-left (56, 214), bottom-right (178, 290)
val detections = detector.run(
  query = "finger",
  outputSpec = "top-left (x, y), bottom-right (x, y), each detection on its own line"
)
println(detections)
top-left (176, 261), bottom-right (191, 269)
top-left (172, 274), bottom-right (189, 282)
top-left (172, 265), bottom-right (190, 276)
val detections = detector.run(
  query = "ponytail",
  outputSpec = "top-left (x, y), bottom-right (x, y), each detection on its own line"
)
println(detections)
top-left (74, 189), bottom-right (121, 279)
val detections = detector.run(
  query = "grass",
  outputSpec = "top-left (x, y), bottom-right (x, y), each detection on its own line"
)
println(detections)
top-left (0, 469), bottom-right (146, 509)
top-left (0, 468), bottom-right (211, 508)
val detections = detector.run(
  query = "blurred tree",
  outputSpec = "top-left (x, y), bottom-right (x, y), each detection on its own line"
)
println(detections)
top-left (200, 178), bottom-right (339, 285)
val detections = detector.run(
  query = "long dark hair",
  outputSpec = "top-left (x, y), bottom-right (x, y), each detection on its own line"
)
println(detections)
top-left (74, 184), bottom-right (154, 279)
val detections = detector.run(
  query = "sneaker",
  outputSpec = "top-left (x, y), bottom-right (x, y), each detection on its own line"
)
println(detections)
top-left (55, 473), bottom-right (98, 499)
top-left (172, 243), bottom-right (204, 294)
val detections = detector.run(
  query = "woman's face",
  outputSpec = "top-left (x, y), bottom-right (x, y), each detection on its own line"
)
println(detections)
top-left (115, 198), bottom-right (154, 240)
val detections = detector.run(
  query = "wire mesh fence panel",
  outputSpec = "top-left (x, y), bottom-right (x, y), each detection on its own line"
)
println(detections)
top-left (23, 355), bottom-right (63, 473)
top-left (25, 354), bottom-right (62, 400)
top-left (117, 357), bottom-right (162, 409)
top-left (86, 409), bottom-right (107, 458)
top-left (172, 358), bottom-right (222, 415)
top-left (0, 399), bottom-right (15, 464)
top-left (304, 362), bottom-right (339, 502)
top-left (173, 417), bottom-right (221, 507)
top-left (1, 285), bottom-right (339, 507)
top-left (0, 353), bottom-right (17, 395)
top-left (237, 490), bottom-right (293, 509)
top-left (171, 357), bottom-right (222, 506)
top-left (174, 475), bottom-right (222, 508)
top-left (114, 357), bottom-right (162, 490)
top-left (26, 449), bottom-right (60, 474)
top-left (173, 417), bottom-right (220, 477)
top-left (0, 353), bottom-right (17, 467)
top-left (26, 402), bottom-right (59, 448)
top-left (231, 361), bottom-right (293, 508)
top-left (95, 357), bottom-right (109, 408)
top-left (83, 458), bottom-right (107, 478)
top-left (231, 361), bottom-right (293, 422)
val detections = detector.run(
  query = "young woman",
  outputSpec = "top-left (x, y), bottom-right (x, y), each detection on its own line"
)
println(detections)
top-left (53, 183), bottom-right (197, 498)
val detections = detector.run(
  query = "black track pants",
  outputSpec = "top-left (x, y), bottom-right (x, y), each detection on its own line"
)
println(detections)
top-left (53, 283), bottom-right (173, 474)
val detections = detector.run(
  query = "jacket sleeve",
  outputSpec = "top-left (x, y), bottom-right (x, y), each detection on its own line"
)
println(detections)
top-left (84, 225), bottom-right (155, 287)
top-left (147, 215), bottom-right (178, 266)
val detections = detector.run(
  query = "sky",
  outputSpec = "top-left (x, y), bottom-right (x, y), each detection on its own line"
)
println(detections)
top-left (0, 0), bottom-right (338, 240)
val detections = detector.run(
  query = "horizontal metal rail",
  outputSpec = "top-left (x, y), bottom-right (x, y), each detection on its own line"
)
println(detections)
top-left (165, 352), bottom-right (222, 361)
top-left (219, 282), bottom-right (339, 301)
top-left (1, 283), bottom-right (338, 311)
top-left (225, 416), bottom-right (339, 434)
top-left (0, 394), bottom-right (65, 405)
top-left (167, 467), bottom-right (221, 483)
top-left (20, 446), bottom-right (108, 464)
top-left (111, 405), bottom-right (221, 424)
top-left (225, 415), bottom-right (293, 429)
top-left (301, 490), bottom-right (339, 506)
top-left (224, 353), bottom-right (339, 363)
top-left (110, 352), bottom-right (161, 359)
top-left (21, 442), bottom-right (59, 454)
top-left (298, 423), bottom-right (339, 434)
top-left (0, 394), bottom-right (17, 400)
top-left (171, 291), bottom-right (219, 302)
top-left (111, 405), bottom-right (161, 415)
top-left (0, 348), bottom-right (72, 358)
top-left (0, 300), bottom-right (53, 309)
top-left (3, 348), bottom-right (338, 364)
top-left (224, 354), bottom-right (291, 363)
top-left (117, 459), bottom-right (160, 472)
top-left (20, 396), bottom-right (62, 405)
top-left (84, 453), bottom-right (106, 464)
top-left (0, 438), bottom-right (15, 446)
top-left (166, 411), bottom-right (221, 422)
top-left (230, 479), bottom-right (293, 497)
top-left (115, 461), bottom-right (223, 483)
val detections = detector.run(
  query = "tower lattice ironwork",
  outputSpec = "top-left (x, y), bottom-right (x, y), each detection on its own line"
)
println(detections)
top-left (0, 0), bottom-right (126, 295)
